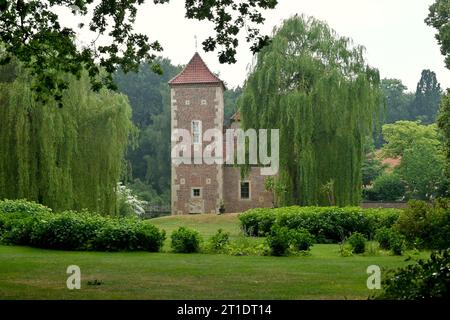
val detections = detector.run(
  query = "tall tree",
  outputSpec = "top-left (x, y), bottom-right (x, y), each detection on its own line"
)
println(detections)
top-left (114, 59), bottom-right (180, 201)
top-left (382, 121), bottom-right (440, 158)
top-left (427, 0), bottom-right (450, 187)
top-left (0, 62), bottom-right (134, 214)
top-left (381, 121), bottom-right (447, 199)
top-left (398, 142), bottom-right (447, 200)
top-left (240, 16), bottom-right (382, 206)
top-left (381, 78), bottom-right (414, 124)
top-left (426, 0), bottom-right (450, 69)
top-left (438, 91), bottom-right (450, 183)
top-left (0, 0), bottom-right (277, 104)
top-left (411, 70), bottom-right (442, 124)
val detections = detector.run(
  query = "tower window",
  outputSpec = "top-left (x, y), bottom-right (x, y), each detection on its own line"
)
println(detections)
top-left (201, 99), bottom-right (207, 105)
top-left (185, 100), bottom-right (190, 106)
top-left (240, 181), bottom-right (250, 200)
top-left (192, 188), bottom-right (201, 198)
top-left (192, 120), bottom-right (202, 144)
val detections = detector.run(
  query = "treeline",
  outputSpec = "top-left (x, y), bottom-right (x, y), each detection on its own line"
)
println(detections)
top-left (381, 70), bottom-right (442, 125)
top-left (362, 70), bottom-right (447, 201)
top-left (0, 62), bottom-right (134, 214)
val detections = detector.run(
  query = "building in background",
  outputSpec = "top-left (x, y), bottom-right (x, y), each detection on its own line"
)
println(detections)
top-left (169, 52), bottom-right (274, 214)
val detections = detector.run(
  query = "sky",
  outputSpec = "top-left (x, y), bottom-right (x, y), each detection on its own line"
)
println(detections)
top-left (65, 0), bottom-right (449, 92)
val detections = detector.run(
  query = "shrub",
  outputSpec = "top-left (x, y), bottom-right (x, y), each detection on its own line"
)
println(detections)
top-left (225, 237), bottom-right (269, 256)
top-left (364, 173), bottom-right (406, 201)
top-left (0, 199), bottom-right (52, 216)
top-left (239, 209), bottom-right (275, 236)
top-left (171, 227), bottom-right (202, 253)
top-left (266, 226), bottom-right (291, 256)
top-left (374, 227), bottom-right (392, 250)
top-left (0, 212), bottom-right (42, 245)
top-left (395, 199), bottom-right (450, 249)
top-left (94, 219), bottom-right (165, 252)
top-left (290, 228), bottom-right (314, 251)
top-left (389, 232), bottom-right (406, 255)
top-left (0, 202), bottom-right (166, 252)
top-left (208, 229), bottom-right (230, 253)
top-left (240, 206), bottom-right (401, 243)
top-left (30, 211), bottom-right (106, 250)
top-left (347, 232), bottom-right (367, 254)
top-left (378, 249), bottom-right (450, 300)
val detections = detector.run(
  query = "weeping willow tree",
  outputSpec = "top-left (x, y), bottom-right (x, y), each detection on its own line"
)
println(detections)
top-left (240, 16), bottom-right (382, 206)
top-left (0, 62), bottom-right (135, 214)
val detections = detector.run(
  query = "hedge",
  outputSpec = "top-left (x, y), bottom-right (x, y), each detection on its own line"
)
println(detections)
top-left (0, 199), bottom-right (165, 252)
top-left (239, 206), bottom-right (401, 243)
top-left (0, 199), bottom-right (52, 216)
top-left (94, 220), bottom-right (166, 252)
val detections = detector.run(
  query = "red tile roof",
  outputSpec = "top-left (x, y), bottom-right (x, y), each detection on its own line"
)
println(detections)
top-left (168, 52), bottom-right (223, 86)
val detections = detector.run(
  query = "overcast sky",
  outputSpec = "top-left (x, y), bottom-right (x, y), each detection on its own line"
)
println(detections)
top-left (68, 0), bottom-right (449, 92)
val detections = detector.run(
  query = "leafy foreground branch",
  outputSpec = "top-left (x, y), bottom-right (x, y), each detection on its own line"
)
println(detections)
top-left (0, 0), bottom-right (277, 105)
top-left (376, 249), bottom-right (450, 300)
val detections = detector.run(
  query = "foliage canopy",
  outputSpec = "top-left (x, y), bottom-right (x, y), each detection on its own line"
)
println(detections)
top-left (0, 0), bottom-right (277, 104)
top-left (0, 64), bottom-right (134, 214)
top-left (240, 16), bottom-right (382, 206)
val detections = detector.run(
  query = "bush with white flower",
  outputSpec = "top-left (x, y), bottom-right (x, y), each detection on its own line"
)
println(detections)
top-left (116, 182), bottom-right (149, 217)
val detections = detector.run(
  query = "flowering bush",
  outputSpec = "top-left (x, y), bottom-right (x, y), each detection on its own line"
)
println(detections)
top-left (116, 182), bottom-right (149, 217)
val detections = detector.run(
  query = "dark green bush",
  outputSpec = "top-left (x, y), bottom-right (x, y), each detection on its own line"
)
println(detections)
top-left (364, 173), bottom-right (406, 201)
top-left (240, 206), bottom-right (401, 243)
top-left (395, 199), bottom-right (450, 249)
top-left (171, 227), bottom-right (202, 253)
top-left (239, 208), bottom-right (275, 236)
top-left (290, 228), bottom-right (314, 251)
top-left (30, 211), bottom-right (106, 250)
top-left (378, 249), bottom-right (450, 300)
top-left (389, 231), bottom-right (406, 255)
top-left (0, 212), bottom-right (42, 245)
top-left (266, 226), bottom-right (291, 256)
top-left (94, 219), bottom-right (165, 252)
top-left (208, 229), bottom-right (230, 253)
top-left (374, 227), bottom-right (392, 250)
top-left (0, 200), bottom-right (166, 252)
top-left (347, 232), bottom-right (367, 254)
top-left (0, 199), bottom-right (52, 216)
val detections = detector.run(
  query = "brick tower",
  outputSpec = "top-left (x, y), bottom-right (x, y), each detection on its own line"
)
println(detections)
top-left (168, 53), bottom-right (225, 214)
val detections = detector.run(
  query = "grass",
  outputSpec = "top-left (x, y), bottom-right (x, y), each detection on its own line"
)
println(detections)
top-left (0, 213), bottom-right (429, 300)
top-left (150, 213), bottom-right (242, 238)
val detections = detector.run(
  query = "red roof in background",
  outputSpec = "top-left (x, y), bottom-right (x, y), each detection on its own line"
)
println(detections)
top-left (381, 157), bottom-right (401, 168)
top-left (168, 52), bottom-right (223, 86)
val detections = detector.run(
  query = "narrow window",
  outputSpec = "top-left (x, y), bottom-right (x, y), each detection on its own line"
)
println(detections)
top-left (240, 181), bottom-right (250, 200)
top-left (192, 120), bottom-right (202, 144)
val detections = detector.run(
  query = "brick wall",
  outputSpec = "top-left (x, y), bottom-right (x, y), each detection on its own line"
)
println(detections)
top-left (223, 166), bottom-right (274, 213)
top-left (171, 83), bottom-right (224, 214)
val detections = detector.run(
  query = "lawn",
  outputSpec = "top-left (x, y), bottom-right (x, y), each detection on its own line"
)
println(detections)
top-left (0, 213), bottom-right (429, 300)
